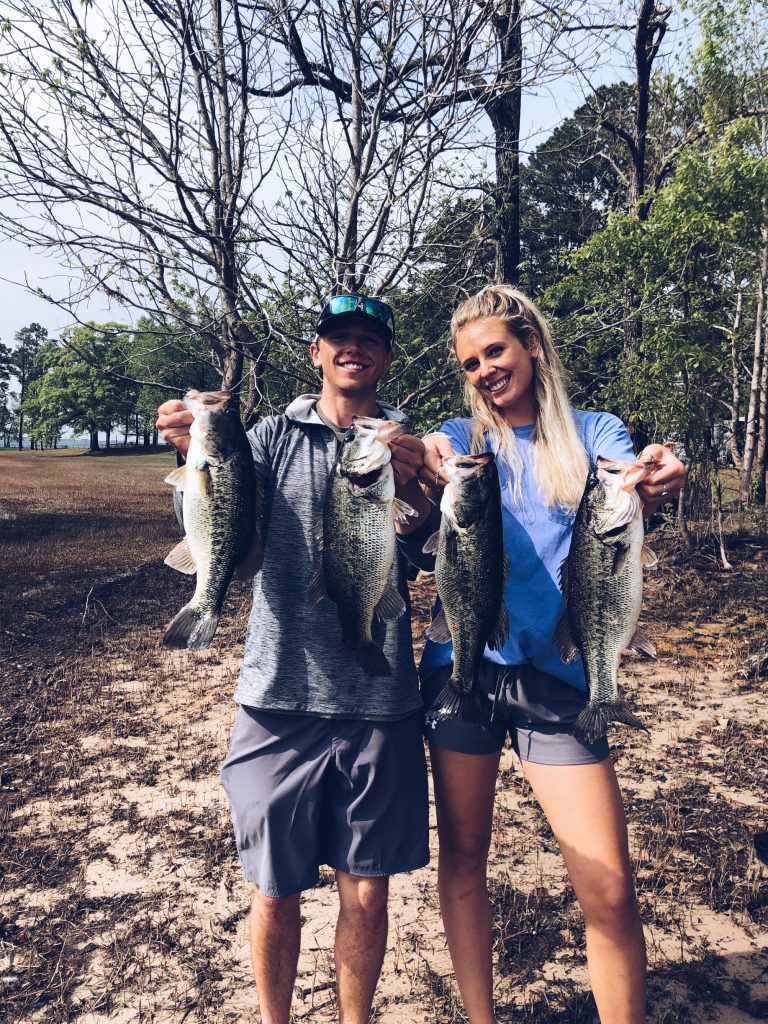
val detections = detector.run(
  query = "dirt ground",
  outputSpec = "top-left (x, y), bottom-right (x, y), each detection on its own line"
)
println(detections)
top-left (1, 448), bottom-right (767, 1023)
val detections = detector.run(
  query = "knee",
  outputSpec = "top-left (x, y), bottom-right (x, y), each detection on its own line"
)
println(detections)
top-left (340, 876), bottom-right (389, 927)
top-left (438, 833), bottom-right (491, 880)
top-left (579, 873), bottom-right (639, 933)
top-left (252, 886), bottom-right (301, 923)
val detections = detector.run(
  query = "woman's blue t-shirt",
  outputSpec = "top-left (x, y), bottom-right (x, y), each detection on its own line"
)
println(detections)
top-left (419, 409), bottom-right (635, 692)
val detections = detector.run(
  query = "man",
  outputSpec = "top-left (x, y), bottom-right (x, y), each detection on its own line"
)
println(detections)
top-left (156, 295), bottom-right (437, 1024)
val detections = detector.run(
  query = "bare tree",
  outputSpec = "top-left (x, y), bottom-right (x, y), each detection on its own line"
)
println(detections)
top-left (0, 1), bottom-right (282, 404)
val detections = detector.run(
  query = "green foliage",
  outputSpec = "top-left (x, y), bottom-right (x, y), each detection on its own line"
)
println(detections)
top-left (545, 112), bottom-right (768, 463)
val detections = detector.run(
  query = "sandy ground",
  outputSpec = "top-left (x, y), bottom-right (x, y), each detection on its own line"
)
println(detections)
top-left (1, 449), bottom-right (767, 1022)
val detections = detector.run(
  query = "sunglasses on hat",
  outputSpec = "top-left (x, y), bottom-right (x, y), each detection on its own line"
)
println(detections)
top-left (315, 294), bottom-right (395, 349)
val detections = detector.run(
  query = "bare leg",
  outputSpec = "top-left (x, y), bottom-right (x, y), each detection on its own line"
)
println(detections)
top-left (335, 871), bottom-right (389, 1024)
top-left (430, 745), bottom-right (501, 1024)
top-left (249, 885), bottom-right (301, 1024)
top-left (522, 757), bottom-right (646, 1024)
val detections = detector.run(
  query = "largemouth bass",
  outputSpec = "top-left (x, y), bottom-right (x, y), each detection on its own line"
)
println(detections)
top-left (308, 415), bottom-right (415, 676)
top-left (163, 390), bottom-right (261, 650)
top-left (555, 456), bottom-right (657, 742)
top-left (424, 453), bottom-right (508, 723)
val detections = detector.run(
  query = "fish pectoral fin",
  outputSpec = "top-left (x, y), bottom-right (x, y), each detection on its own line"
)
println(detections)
top-left (611, 542), bottom-right (631, 576)
top-left (554, 611), bottom-right (580, 664)
top-left (307, 568), bottom-right (328, 609)
top-left (164, 466), bottom-right (187, 490)
top-left (641, 543), bottom-right (658, 569)
top-left (425, 608), bottom-right (452, 644)
top-left (164, 537), bottom-right (197, 574)
top-left (487, 601), bottom-right (509, 651)
top-left (374, 584), bottom-right (406, 621)
top-left (235, 533), bottom-right (264, 581)
top-left (392, 497), bottom-right (417, 523)
top-left (422, 530), bottom-right (440, 556)
top-left (624, 626), bottom-right (657, 659)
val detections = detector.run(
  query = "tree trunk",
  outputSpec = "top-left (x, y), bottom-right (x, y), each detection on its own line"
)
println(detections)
top-left (488, 0), bottom-right (522, 285)
top-left (17, 410), bottom-right (23, 449)
top-left (89, 430), bottom-right (100, 451)
top-left (729, 283), bottom-right (745, 467)
top-left (739, 219), bottom-right (768, 504)
top-left (754, 306), bottom-right (768, 503)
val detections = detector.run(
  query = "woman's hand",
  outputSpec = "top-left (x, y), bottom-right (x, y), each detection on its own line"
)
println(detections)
top-left (419, 433), bottom-right (455, 493)
top-left (636, 443), bottom-right (686, 514)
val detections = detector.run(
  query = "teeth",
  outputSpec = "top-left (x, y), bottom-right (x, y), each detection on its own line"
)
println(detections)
top-left (340, 362), bottom-right (365, 369)
top-left (488, 376), bottom-right (510, 393)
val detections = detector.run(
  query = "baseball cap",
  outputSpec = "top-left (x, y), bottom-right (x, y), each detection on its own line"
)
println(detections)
top-left (315, 294), bottom-right (395, 350)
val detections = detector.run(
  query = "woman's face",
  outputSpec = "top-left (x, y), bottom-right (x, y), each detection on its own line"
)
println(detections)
top-left (454, 316), bottom-right (539, 426)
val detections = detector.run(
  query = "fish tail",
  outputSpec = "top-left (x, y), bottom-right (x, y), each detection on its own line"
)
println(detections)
top-left (425, 679), bottom-right (485, 726)
top-left (573, 700), bottom-right (647, 744)
top-left (342, 640), bottom-right (392, 677)
top-left (163, 604), bottom-right (220, 650)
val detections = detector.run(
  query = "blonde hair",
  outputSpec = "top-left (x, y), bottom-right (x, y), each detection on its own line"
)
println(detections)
top-left (450, 285), bottom-right (589, 510)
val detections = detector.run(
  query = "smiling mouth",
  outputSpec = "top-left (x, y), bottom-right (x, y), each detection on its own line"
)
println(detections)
top-left (338, 360), bottom-right (370, 371)
top-left (486, 375), bottom-right (511, 394)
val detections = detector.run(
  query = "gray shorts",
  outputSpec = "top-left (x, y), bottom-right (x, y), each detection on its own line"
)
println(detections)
top-left (422, 661), bottom-right (609, 765)
top-left (220, 706), bottom-right (429, 897)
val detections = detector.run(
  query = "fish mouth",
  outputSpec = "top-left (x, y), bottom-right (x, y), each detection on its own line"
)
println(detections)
top-left (443, 452), bottom-right (495, 481)
top-left (349, 416), bottom-right (406, 444)
top-left (596, 456), bottom-right (652, 492)
top-left (184, 389), bottom-right (233, 415)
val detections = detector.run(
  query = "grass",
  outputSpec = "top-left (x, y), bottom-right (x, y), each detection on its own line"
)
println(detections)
top-left (1, 450), bottom-right (768, 1022)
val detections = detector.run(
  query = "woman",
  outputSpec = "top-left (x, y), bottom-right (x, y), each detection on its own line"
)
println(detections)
top-left (419, 286), bottom-right (685, 1024)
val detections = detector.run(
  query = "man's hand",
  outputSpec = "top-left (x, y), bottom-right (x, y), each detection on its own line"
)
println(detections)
top-left (389, 434), bottom-right (425, 490)
top-left (156, 397), bottom-right (194, 459)
top-left (636, 442), bottom-right (686, 514)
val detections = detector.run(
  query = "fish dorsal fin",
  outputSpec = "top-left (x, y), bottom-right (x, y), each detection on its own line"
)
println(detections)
top-left (307, 567), bottom-right (327, 609)
top-left (165, 537), bottom-right (197, 574)
top-left (641, 543), bottom-right (658, 569)
top-left (392, 498), bottom-right (417, 524)
top-left (554, 609), bottom-right (580, 664)
top-left (426, 607), bottom-right (452, 644)
top-left (422, 530), bottom-right (440, 556)
top-left (487, 601), bottom-right (509, 651)
top-left (624, 626), bottom-right (657, 658)
top-left (164, 466), bottom-right (187, 490)
top-left (374, 583), bottom-right (406, 621)
top-left (611, 542), bottom-right (631, 576)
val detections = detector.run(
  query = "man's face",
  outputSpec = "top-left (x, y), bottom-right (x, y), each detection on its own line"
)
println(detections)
top-left (310, 318), bottom-right (394, 398)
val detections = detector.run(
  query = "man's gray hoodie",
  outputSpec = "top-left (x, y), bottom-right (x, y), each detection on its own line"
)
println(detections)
top-left (231, 394), bottom-right (438, 719)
